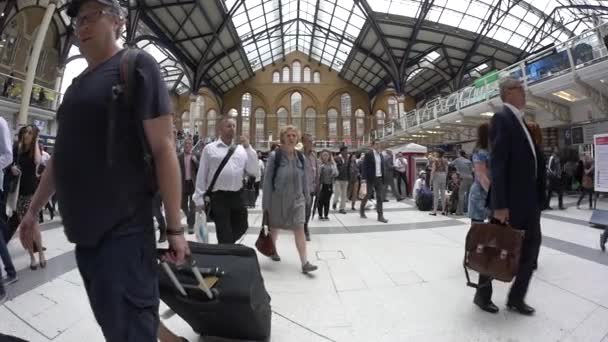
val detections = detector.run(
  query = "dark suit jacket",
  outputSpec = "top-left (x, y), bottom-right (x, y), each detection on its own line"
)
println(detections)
top-left (489, 105), bottom-right (540, 229)
top-left (362, 149), bottom-right (385, 182)
top-left (178, 153), bottom-right (199, 184)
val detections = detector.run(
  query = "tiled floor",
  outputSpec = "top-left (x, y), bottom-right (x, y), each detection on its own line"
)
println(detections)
top-left (1, 194), bottom-right (608, 341)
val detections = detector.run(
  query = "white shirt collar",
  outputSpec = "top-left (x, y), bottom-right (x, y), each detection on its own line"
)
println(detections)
top-left (504, 103), bottom-right (524, 120)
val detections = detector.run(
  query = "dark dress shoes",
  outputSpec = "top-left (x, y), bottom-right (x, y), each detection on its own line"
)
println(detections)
top-left (474, 297), bottom-right (499, 314)
top-left (507, 301), bottom-right (535, 316)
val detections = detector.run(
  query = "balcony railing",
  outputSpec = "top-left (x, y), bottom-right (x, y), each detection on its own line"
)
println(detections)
top-left (371, 21), bottom-right (608, 142)
top-left (0, 71), bottom-right (64, 112)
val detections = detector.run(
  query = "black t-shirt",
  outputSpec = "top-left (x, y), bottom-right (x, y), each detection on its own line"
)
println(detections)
top-left (54, 49), bottom-right (171, 247)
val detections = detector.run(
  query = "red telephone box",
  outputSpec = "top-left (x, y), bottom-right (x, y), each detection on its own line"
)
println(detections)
top-left (394, 143), bottom-right (428, 195)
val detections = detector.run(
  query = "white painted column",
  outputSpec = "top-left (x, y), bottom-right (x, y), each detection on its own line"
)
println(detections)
top-left (188, 94), bottom-right (197, 135)
top-left (52, 66), bottom-right (64, 110)
top-left (17, 0), bottom-right (57, 126)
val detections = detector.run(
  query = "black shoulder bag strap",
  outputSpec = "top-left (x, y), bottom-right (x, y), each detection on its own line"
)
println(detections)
top-left (205, 145), bottom-right (236, 197)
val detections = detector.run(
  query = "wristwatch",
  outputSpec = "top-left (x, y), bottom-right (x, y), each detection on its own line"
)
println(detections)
top-left (166, 226), bottom-right (185, 236)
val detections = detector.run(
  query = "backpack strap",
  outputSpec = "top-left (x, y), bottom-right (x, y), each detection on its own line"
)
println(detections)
top-left (106, 48), bottom-right (156, 193)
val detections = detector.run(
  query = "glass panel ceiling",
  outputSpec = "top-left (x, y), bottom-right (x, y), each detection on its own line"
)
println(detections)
top-left (227, 0), bottom-right (365, 71)
top-left (370, 0), bottom-right (608, 51)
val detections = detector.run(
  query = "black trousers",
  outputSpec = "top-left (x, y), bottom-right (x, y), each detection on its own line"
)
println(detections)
top-left (475, 210), bottom-right (541, 304)
top-left (318, 184), bottom-right (333, 218)
top-left (209, 190), bottom-right (248, 244)
top-left (395, 171), bottom-right (410, 197)
top-left (360, 177), bottom-right (384, 217)
top-left (545, 177), bottom-right (563, 208)
top-left (182, 180), bottom-right (195, 228)
top-left (577, 188), bottom-right (594, 208)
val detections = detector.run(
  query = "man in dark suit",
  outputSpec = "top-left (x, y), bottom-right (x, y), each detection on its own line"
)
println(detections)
top-left (179, 137), bottom-right (199, 233)
top-left (477, 76), bottom-right (542, 316)
top-left (360, 140), bottom-right (388, 223)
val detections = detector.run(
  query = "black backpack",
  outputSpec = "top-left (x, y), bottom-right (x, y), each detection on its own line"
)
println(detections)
top-left (271, 149), bottom-right (305, 191)
top-left (106, 48), bottom-right (157, 194)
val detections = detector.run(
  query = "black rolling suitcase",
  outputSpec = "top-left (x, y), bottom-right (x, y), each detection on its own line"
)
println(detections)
top-left (159, 242), bottom-right (271, 342)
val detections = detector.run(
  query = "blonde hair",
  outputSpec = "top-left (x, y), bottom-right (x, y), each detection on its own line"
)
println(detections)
top-left (279, 125), bottom-right (300, 144)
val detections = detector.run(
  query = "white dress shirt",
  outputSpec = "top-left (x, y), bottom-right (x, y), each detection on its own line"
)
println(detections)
top-left (373, 150), bottom-right (382, 177)
top-left (193, 139), bottom-right (259, 206)
top-left (0, 117), bottom-right (12, 192)
top-left (504, 103), bottom-right (537, 176)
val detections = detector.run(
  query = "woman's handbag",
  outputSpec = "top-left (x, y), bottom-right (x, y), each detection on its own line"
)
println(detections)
top-left (358, 182), bottom-right (368, 200)
top-left (255, 212), bottom-right (276, 257)
top-left (6, 175), bottom-right (20, 216)
top-left (194, 211), bottom-right (209, 243)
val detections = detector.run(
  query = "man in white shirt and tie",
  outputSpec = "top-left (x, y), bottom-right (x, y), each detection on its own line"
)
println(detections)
top-left (475, 76), bottom-right (543, 316)
top-left (194, 117), bottom-right (259, 243)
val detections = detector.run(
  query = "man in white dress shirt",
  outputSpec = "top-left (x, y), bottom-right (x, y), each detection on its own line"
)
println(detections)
top-left (194, 117), bottom-right (259, 243)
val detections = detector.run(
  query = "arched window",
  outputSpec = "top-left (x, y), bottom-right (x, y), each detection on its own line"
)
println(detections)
top-left (388, 96), bottom-right (398, 121)
top-left (207, 109), bottom-right (217, 138)
top-left (227, 108), bottom-right (238, 117)
top-left (255, 108), bottom-right (266, 146)
top-left (376, 110), bottom-right (386, 133)
top-left (313, 71), bottom-right (321, 83)
top-left (292, 61), bottom-right (301, 83)
top-left (303, 67), bottom-right (311, 83)
top-left (272, 71), bottom-right (280, 83)
top-left (282, 66), bottom-right (290, 83)
top-left (305, 108), bottom-right (316, 136)
top-left (277, 107), bottom-right (288, 130)
top-left (241, 93), bottom-right (252, 138)
top-left (341, 93), bottom-right (352, 143)
top-left (355, 109), bottom-right (365, 137)
top-left (291, 92), bottom-right (302, 131)
top-left (328, 108), bottom-right (338, 141)
top-left (181, 111), bottom-right (190, 133)
top-left (196, 95), bottom-right (205, 119)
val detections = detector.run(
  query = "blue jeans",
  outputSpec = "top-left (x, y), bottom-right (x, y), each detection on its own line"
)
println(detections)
top-left (75, 229), bottom-right (159, 342)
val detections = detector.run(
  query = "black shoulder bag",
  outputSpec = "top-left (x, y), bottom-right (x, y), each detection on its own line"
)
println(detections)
top-left (203, 145), bottom-right (236, 222)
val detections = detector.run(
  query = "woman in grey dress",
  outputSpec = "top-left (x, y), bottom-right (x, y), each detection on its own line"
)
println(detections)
top-left (262, 126), bottom-right (318, 274)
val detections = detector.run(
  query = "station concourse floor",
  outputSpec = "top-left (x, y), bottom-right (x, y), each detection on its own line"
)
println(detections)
top-left (1, 194), bottom-right (608, 342)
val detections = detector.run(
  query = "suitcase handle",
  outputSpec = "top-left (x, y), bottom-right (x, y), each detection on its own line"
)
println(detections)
top-left (158, 250), bottom-right (214, 300)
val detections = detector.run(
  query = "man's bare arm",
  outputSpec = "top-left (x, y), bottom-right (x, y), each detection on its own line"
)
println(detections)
top-left (143, 115), bottom-right (182, 230)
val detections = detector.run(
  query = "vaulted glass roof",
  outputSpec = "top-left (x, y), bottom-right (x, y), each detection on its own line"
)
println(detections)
top-left (227, 0), bottom-right (366, 71)
top-left (50, 0), bottom-right (608, 98)
top-left (370, 0), bottom-right (600, 52)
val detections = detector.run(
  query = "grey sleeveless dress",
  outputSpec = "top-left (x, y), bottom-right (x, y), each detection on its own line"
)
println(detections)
top-left (262, 150), bottom-right (309, 230)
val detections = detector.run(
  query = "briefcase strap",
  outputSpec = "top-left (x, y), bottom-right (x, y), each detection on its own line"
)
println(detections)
top-left (463, 253), bottom-right (478, 289)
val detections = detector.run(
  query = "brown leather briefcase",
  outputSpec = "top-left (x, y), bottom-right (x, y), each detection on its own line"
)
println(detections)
top-left (464, 221), bottom-right (524, 287)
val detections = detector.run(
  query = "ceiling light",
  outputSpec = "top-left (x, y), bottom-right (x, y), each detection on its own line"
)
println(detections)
top-left (411, 134), bottom-right (427, 138)
top-left (552, 89), bottom-right (585, 102)
top-left (480, 112), bottom-right (494, 117)
top-left (435, 125), bottom-right (440, 129)
top-left (601, 80), bottom-right (605, 83)
top-left (455, 120), bottom-right (462, 123)
top-left (425, 130), bottom-right (442, 134)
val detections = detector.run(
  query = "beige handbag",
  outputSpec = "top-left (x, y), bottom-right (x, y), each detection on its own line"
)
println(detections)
top-left (358, 182), bottom-right (368, 200)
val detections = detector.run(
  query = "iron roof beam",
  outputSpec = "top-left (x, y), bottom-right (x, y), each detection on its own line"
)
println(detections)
top-left (454, 0), bottom-right (522, 89)
top-left (278, 0), bottom-right (286, 61)
top-left (0, 0), bottom-right (17, 35)
top-left (399, 0), bottom-right (434, 84)
top-left (355, 0), bottom-right (400, 92)
top-left (307, 0), bottom-right (322, 60)
top-left (140, 0), bottom-right (196, 10)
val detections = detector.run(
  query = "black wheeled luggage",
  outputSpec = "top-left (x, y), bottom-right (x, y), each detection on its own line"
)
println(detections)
top-left (158, 242), bottom-right (271, 342)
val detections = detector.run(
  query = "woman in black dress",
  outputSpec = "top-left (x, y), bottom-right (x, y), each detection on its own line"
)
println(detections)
top-left (11, 125), bottom-right (45, 269)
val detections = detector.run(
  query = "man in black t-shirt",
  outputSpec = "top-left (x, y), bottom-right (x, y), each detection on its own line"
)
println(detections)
top-left (18, 0), bottom-right (188, 340)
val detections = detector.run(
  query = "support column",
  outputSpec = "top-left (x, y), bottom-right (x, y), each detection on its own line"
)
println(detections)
top-left (17, 0), bottom-right (56, 126)
top-left (188, 94), bottom-right (197, 135)
top-left (52, 66), bottom-right (65, 110)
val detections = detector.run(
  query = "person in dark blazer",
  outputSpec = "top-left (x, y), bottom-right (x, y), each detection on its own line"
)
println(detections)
top-left (476, 76), bottom-right (542, 316)
top-left (179, 137), bottom-right (199, 233)
top-left (360, 140), bottom-right (388, 223)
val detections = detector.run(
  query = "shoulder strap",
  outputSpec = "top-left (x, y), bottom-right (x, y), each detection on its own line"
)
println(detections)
top-left (272, 149), bottom-right (282, 191)
top-left (206, 145), bottom-right (236, 194)
top-left (120, 48), bottom-right (153, 170)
